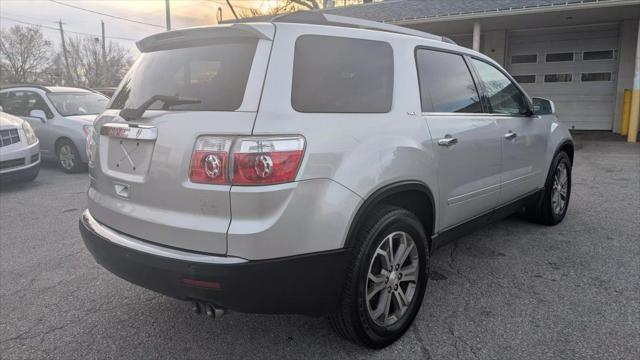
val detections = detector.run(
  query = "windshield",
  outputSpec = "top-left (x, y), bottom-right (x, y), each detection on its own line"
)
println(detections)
top-left (47, 92), bottom-right (109, 116)
top-left (110, 39), bottom-right (258, 112)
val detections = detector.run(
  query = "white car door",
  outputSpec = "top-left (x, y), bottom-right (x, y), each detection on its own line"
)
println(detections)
top-left (471, 59), bottom-right (548, 204)
top-left (417, 49), bottom-right (501, 229)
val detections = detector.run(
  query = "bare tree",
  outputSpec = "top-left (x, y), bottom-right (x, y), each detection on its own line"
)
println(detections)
top-left (61, 36), bottom-right (131, 87)
top-left (0, 25), bottom-right (52, 84)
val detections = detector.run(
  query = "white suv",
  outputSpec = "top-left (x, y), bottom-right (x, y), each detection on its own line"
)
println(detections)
top-left (80, 13), bottom-right (573, 348)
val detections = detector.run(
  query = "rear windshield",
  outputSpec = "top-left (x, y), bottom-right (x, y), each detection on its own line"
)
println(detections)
top-left (110, 39), bottom-right (258, 112)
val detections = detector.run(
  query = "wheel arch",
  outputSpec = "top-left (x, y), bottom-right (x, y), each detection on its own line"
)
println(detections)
top-left (343, 181), bottom-right (436, 251)
top-left (54, 136), bottom-right (75, 154)
top-left (557, 139), bottom-right (574, 164)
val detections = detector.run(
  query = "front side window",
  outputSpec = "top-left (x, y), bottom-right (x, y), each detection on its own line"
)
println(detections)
top-left (416, 49), bottom-right (481, 113)
top-left (471, 59), bottom-right (529, 115)
top-left (110, 39), bottom-right (258, 111)
top-left (47, 92), bottom-right (109, 116)
top-left (0, 90), bottom-right (53, 118)
top-left (292, 35), bottom-right (393, 113)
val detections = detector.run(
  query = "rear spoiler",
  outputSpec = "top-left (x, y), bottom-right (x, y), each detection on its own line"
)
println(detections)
top-left (136, 23), bottom-right (273, 53)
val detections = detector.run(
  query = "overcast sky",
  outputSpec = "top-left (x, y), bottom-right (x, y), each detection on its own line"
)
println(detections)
top-left (0, 0), bottom-right (273, 55)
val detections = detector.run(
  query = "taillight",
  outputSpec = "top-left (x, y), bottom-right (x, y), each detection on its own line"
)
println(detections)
top-left (189, 136), bottom-right (305, 186)
top-left (84, 125), bottom-right (95, 166)
top-left (189, 137), bottom-right (232, 185)
top-left (232, 136), bottom-right (305, 185)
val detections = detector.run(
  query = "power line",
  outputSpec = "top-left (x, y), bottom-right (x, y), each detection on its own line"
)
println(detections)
top-left (0, 15), bottom-right (138, 42)
top-left (48, 0), bottom-right (165, 29)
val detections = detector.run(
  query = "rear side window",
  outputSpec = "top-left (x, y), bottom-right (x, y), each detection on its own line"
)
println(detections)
top-left (416, 49), bottom-right (482, 113)
top-left (291, 35), bottom-right (393, 113)
top-left (110, 39), bottom-right (258, 111)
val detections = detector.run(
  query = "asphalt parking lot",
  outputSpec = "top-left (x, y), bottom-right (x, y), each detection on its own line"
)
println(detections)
top-left (1, 133), bottom-right (638, 360)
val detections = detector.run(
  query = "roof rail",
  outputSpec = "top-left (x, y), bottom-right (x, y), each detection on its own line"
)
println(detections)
top-left (271, 12), bottom-right (454, 44)
top-left (0, 84), bottom-right (51, 93)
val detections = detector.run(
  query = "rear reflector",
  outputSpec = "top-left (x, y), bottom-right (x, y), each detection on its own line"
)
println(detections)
top-left (182, 278), bottom-right (221, 289)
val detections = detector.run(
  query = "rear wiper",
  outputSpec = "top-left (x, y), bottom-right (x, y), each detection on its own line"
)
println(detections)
top-left (119, 95), bottom-right (201, 121)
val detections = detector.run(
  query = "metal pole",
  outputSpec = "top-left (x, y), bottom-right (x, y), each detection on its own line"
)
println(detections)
top-left (165, 0), bottom-right (171, 31)
top-left (101, 20), bottom-right (107, 86)
top-left (58, 20), bottom-right (72, 85)
top-left (627, 19), bottom-right (640, 143)
top-left (226, 0), bottom-right (239, 21)
top-left (472, 21), bottom-right (481, 52)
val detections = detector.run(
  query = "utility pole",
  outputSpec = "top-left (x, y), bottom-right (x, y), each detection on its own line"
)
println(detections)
top-left (101, 20), bottom-right (107, 86)
top-left (165, 0), bottom-right (171, 31)
top-left (226, 0), bottom-right (238, 22)
top-left (58, 20), bottom-right (72, 85)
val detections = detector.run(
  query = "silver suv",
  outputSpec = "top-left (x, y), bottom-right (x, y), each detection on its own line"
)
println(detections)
top-left (80, 13), bottom-right (573, 348)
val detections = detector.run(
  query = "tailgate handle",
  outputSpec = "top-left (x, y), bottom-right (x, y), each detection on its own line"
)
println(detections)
top-left (100, 123), bottom-right (157, 141)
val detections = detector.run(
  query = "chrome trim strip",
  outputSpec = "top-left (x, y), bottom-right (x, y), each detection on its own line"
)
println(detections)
top-left (100, 123), bottom-right (158, 141)
top-left (421, 112), bottom-right (531, 118)
top-left (81, 210), bottom-right (247, 264)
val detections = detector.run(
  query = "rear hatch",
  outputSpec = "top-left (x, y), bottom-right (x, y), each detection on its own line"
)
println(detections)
top-left (88, 24), bottom-right (274, 254)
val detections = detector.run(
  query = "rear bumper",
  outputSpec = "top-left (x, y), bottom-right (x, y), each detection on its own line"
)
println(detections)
top-left (79, 210), bottom-right (350, 316)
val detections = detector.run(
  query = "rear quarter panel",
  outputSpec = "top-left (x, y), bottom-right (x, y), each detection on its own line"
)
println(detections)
top-left (252, 24), bottom-right (440, 237)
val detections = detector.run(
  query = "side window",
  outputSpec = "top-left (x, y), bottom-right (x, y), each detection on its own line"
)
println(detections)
top-left (471, 59), bottom-right (529, 115)
top-left (292, 35), bottom-right (393, 113)
top-left (0, 91), bottom-right (52, 118)
top-left (0, 92), bottom-right (9, 110)
top-left (416, 49), bottom-right (482, 113)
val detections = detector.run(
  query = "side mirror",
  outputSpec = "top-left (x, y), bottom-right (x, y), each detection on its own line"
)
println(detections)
top-left (532, 97), bottom-right (555, 116)
top-left (29, 109), bottom-right (47, 122)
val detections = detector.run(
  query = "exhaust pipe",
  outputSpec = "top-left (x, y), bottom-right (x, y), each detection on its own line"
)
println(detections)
top-left (205, 303), bottom-right (225, 319)
top-left (192, 301), bottom-right (225, 319)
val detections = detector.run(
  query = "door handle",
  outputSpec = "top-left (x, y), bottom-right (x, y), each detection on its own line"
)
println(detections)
top-left (504, 131), bottom-right (518, 140)
top-left (437, 135), bottom-right (458, 147)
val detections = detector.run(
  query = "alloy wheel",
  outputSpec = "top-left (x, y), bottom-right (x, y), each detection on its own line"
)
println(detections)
top-left (551, 162), bottom-right (568, 216)
top-left (365, 231), bottom-right (419, 327)
top-left (59, 144), bottom-right (75, 170)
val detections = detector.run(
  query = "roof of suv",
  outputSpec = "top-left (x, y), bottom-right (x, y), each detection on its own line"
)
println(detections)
top-left (0, 85), bottom-right (95, 93)
top-left (137, 13), bottom-right (455, 53)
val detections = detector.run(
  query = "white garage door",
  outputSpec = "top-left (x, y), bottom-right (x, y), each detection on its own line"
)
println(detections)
top-left (507, 24), bottom-right (619, 130)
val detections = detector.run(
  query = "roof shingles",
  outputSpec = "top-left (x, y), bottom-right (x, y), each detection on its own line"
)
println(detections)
top-left (235, 0), bottom-right (619, 24)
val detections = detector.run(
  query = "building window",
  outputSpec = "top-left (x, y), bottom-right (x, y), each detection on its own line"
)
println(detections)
top-left (581, 72), bottom-right (612, 82)
top-left (513, 75), bottom-right (536, 84)
top-left (544, 73), bottom-right (573, 83)
top-left (583, 50), bottom-right (615, 61)
top-left (546, 52), bottom-right (574, 62)
top-left (511, 54), bottom-right (537, 64)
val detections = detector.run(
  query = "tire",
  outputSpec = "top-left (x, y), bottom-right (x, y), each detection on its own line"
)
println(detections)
top-left (526, 151), bottom-right (572, 225)
top-left (329, 205), bottom-right (429, 348)
top-left (56, 139), bottom-right (85, 173)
